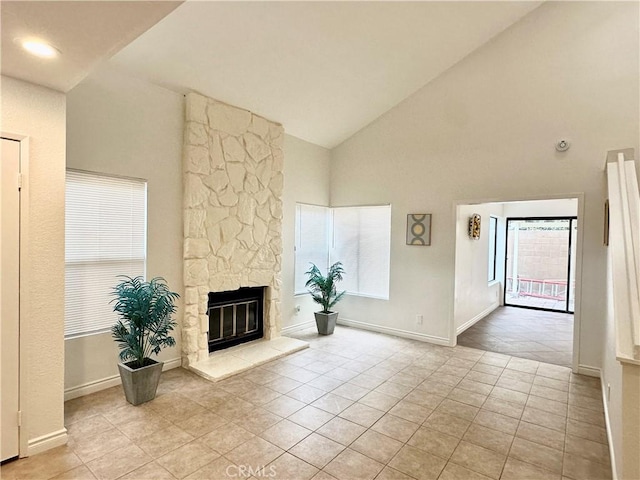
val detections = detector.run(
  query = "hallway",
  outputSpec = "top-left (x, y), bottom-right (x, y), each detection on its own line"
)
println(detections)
top-left (457, 307), bottom-right (573, 368)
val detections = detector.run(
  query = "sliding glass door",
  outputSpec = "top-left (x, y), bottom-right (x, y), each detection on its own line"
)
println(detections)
top-left (505, 217), bottom-right (577, 313)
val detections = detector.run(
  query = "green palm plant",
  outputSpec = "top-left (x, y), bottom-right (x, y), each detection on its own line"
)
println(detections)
top-left (111, 276), bottom-right (179, 369)
top-left (305, 262), bottom-right (346, 313)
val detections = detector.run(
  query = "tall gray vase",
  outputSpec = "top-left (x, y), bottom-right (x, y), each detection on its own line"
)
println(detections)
top-left (118, 359), bottom-right (163, 405)
top-left (314, 311), bottom-right (338, 335)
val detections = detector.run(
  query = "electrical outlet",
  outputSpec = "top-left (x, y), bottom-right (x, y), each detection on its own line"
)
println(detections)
top-left (416, 314), bottom-right (423, 325)
top-left (295, 305), bottom-right (301, 315)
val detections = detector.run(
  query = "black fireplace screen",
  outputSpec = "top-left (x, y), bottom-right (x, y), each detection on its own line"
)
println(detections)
top-left (208, 287), bottom-right (264, 352)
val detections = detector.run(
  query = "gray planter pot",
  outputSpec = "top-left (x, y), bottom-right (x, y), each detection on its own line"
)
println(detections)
top-left (314, 311), bottom-right (338, 335)
top-left (118, 359), bottom-right (163, 406)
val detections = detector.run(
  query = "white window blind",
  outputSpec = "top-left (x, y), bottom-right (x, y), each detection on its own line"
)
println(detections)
top-left (294, 204), bottom-right (330, 294)
top-left (65, 171), bottom-right (147, 338)
top-left (331, 205), bottom-right (391, 299)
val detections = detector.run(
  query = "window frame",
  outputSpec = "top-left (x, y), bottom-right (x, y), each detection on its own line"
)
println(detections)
top-left (293, 203), bottom-right (330, 296)
top-left (330, 204), bottom-right (392, 300)
top-left (64, 169), bottom-right (148, 338)
top-left (294, 202), bottom-right (392, 300)
top-left (488, 215), bottom-right (498, 283)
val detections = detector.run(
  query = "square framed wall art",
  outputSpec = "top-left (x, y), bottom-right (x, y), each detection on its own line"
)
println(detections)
top-left (406, 214), bottom-right (432, 246)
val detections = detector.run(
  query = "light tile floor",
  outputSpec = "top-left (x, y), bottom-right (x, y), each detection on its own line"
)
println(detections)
top-left (2, 326), bottom-right (610, 480)
top-left (457, 307), bottom-right (574, 367)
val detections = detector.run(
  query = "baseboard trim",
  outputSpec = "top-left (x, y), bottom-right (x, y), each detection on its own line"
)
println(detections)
top-left (64, 375), bottom-right (122, 402)
top-left (337, 317), bottom-right (450, 346)
top-left (162, 357), bottom-right (183, 371)
top-left (64, 357), bottom-right (182, 401)
top-left (577, 365), bottom-right (601, 378)
top-left (27, 429), bottom-right (68, 456)
top-left (600, 372), bottom-right (618, 480)
top-left (456, 302), bottom-right (499, 336)
top-left (281, 320), bottom-right (316, 335)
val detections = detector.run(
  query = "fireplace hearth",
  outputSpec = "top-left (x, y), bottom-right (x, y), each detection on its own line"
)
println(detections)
top-left (208, 287), bottom-right (264, 352)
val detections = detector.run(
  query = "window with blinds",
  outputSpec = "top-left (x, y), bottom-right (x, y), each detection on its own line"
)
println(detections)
top-left (331, 205), bottom-right (391, 299)
top-left (65, 170), bottom-right (147, 338)
top-left (294, 203), bottom-right (391, 299)
top-left (294, 204), bottom-right (330, 294)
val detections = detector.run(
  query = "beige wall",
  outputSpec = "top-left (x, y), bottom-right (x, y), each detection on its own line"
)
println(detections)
top-left (454, 203), bottom-right (503, 333)
top-left (331, 1), bottom-right (640, 367)
top-left (65, 67), bottom-right (184, 396)
top-left (1, 76), bottom-right (67, 453)
top-left (281, 134), bottom-right (331, 332)
top-left (503, 199), bottom-right (578, 219)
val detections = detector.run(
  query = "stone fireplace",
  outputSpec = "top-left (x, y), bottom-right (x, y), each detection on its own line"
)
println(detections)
top-left (182, 92), bottom-right (284, 365)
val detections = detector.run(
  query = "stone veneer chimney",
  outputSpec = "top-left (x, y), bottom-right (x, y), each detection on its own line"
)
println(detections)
top-left (182, 92), bottom-right (284, 365)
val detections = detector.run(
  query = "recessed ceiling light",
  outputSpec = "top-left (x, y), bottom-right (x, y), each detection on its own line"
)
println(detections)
top-left (20, 39), bottom-right (60, 58)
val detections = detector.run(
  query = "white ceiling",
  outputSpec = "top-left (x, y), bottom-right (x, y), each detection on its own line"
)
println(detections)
top-left (1, 1), bottom-right (181, 92)
top-left (110, 1), bottom-right (542, 148)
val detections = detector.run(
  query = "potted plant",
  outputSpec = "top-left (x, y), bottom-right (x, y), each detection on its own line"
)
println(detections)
top-left (305, 262), bottom-right (346, 335)
top-left (111, 276), bottom-right (179, 405)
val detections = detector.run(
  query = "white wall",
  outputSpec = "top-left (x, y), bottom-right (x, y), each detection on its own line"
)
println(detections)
top-left (603, 248), bottom-right (640, 480)
top-left (503, 198), bottom-right (578, 219)
top-left (601, 157), bottom-right (640, 479)
top-left (331, 1), bottom-right (639, 366)
top-left (281, 134), bottom-right (331, 333)
top-left (1, 76), bottom-right (67, 453)
top-left (454, 203), bottom-right (503, 333)
top-left (65, 67), bottom-right (184, 397)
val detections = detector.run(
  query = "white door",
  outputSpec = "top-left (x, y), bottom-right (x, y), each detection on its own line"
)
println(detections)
top-left (1, 138), bottom-right (21, 462)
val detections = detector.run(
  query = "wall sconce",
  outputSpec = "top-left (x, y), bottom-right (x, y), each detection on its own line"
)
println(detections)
top-left (468, 214), bottom-right (481, 240)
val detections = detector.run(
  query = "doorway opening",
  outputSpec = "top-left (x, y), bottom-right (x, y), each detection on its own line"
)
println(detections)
top-left (454, 198), bottom-right (580, 369)
top-left (505, 217), bottom-right (577, 313)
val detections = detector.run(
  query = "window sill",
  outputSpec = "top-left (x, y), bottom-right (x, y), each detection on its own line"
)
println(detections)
top-left (64, 328), bottom-right (111, 341)
top-left (294, 292), bottom-right (390, 301)
top-left (345, 292), bottom-right (389, 301)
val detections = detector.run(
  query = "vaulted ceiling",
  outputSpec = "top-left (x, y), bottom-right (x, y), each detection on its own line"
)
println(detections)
top-left (3, 1), bottom-right (542, 148)
top-left (110, 1), bottom-right (542, 147)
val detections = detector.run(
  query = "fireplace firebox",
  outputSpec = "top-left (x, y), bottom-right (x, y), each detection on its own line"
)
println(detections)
top-left (208, 287), bottom-right (264, 352)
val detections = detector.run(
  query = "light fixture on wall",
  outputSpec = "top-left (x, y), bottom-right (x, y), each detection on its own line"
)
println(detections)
top-left (18, 38), bottom-right (60, 58)
top-left (468, 214), bottom-right (481, 240)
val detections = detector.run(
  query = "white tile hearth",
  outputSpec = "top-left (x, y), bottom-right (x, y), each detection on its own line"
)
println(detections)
top-left (189, 337), bottom-right (309, 382)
